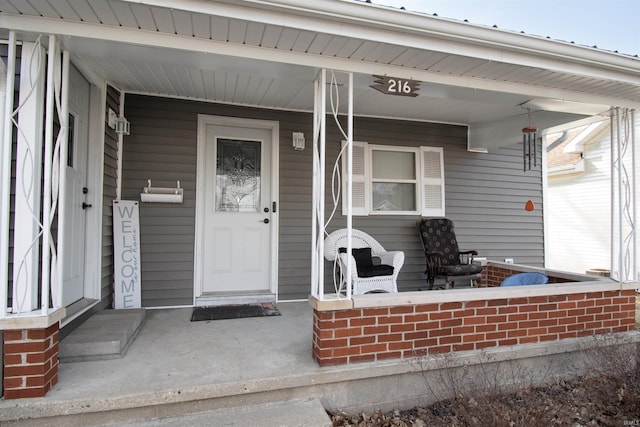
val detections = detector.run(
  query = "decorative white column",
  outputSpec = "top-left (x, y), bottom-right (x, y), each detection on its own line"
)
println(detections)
top-left (12, 40), bottom-right (46, 313)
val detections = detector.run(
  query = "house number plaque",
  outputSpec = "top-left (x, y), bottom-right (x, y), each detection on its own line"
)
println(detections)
top-left (370, 75), bottom-right (420, 97)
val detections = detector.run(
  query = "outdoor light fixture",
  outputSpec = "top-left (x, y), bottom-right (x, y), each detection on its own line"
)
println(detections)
top-left (522, 108), bottom-right (537, 171)
top-left (292, 132), bottom-right (305, 150)
top-left (115, 118), bottom-right (130, 135)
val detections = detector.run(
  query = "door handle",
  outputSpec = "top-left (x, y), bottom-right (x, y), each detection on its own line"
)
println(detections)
top-left (82, 202), bottom-right (92, 209)
top-left (262, 218), bottom-right (269, 224)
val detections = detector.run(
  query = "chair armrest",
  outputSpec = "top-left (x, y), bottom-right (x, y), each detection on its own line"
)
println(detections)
top-left (379, 251), bottom-right (405, 270)
top-left (459, 250), bottom-right (478, 256)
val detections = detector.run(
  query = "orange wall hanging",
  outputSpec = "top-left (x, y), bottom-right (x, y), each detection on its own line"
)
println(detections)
top-left (525, 200), bottom-right (535, 211)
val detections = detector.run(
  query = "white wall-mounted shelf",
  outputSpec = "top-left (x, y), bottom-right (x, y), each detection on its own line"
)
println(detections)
top-left (141, 180), bottom-right (183, 203)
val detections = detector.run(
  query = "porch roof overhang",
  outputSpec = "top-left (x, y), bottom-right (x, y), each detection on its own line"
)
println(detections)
top-left (1, 0), bottom-right (638, 150)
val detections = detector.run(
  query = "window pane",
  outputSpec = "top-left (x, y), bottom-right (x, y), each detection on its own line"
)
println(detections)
top-left (372, 183), bottom-right (415, 211)
top-left (372, 150), bottom-right (415, 180)
top-left (216, 139), bottom-right (261, 212)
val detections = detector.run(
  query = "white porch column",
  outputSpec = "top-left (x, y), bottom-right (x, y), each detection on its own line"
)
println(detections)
top-left (610, 107), bottom-right (638, 283)
top-left (310, 69), bottom-right (354, 300)
top-left (12, 40), bottom-right (46, 313)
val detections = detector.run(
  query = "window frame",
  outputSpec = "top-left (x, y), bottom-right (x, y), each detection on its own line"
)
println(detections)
top-left (341, 141), bottom-right (445, 217)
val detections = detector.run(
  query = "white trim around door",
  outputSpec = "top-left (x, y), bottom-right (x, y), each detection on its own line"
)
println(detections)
top-left (194, 115), bottom-right (279, 305)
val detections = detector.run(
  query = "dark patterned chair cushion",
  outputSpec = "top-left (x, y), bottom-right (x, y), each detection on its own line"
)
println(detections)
top-left (419, 218), bottom-right (461, 266)
top-left (339, 247), bottom-right (394, 277)
top-left (441, 263), bottom-right (483, 276)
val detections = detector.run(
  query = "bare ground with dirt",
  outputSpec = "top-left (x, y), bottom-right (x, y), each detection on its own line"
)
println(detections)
top-left (329, 297), bottom-right (640, 427)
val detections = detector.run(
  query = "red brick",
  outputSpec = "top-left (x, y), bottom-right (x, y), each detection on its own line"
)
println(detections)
top-left (463, 333), bottom-right (485, 343)
top-left (314, 311), bottom-right (333, 321)
top-left (488, 299), bottom-right (509, 307)
top-left (540, 334), bottom-right (559, 342)
top-left (314, 348), bottom-right (333, 359)
top-left (441, 302), bottom-right (463, 311)
top-left (548, 325), bottom-right (566, 334)
top-left (476, 307), bottom-right (497, 316)
top-left (317, 357), bottom-right (348, 366)
top-left (498, 339), bottom-right (518, 346)
top-left (404, 314), bottom-right (429, 323)
top-left (548, 310), bottom-right (569, 319)
top-left (318, 319), bottom-right (348, 329)
top-left (4, 364), bottom-right (46, 377)
top-left (487, 315), bottom-right (507, 323)
top-left (4, 376), bottom-right (24, 389)
top-left (595, 313), bottom-right (612, 321)
top-left (486, 331), bottom-right (507, 340)
top-left (586, 292), bottom-right (603, 299)
top-left (539, 303), bottom-right (557, 311)
top-left (378, 315), bottom-right (403, 325)
top-left (498, 306), bottom-right (518, 314)
top-left (439, 335), bottom-right (462, 345)
top-left (476, 324), bottom-right (497, 333)
top-left (587, 306), bottom-right (604, 315)
top-left (452, 325), bottom-right (475, 335)
top-left (391, 323), bottom-right (415, 333)
top-left (509, 313), bottom-right (528, 322)
top-left (390, 306), bottom-right (414, 315)
top-left (3, 330), bottom-right (25, 341)
top-left (527, 327), bottom-right (547, 336)
top-left (405, 331), bottom-right (427, 341)
top-left (518, 304), bottom-right (538, 313)
top-left (519, 320), bottom-right (539, 329)
top-left (3, 387), bottom-right (48, 399)
top-left (519, 336), bottom-right (539, 344)
top-left (507, 329), bottom-right (527, 338)
top-left (316, 329), bottom-right (333, 340)
top-left (549, 295), bottom-right (567, 303)
top-left (27, 325), bottom-right (58, 340)
top-left (415, 304), bottom-right (439, 312)
top-left (317, 338), bottom-right (348, 349)
top-left (559, 332), bottom-right (578, 339)
top-left (378, 333), bottom-right (403, 343)
top-left (558, 302), bottom-right (577, 310)
top-left (334, 327), bottom-right (362, 338)
top-left (577, 299), bottom-right (596, 308)
top-left (595, 298), bottom-right (613, 307)
top-left (350, 354), bottom-right (375, 363)
top-left (529, 296), bottom-right (549, 304)
top-left (463, 316), bottom-right (486, 325)
top-left (414, 321), bottom-right (439, 332)
top-left (350, 336), bottom-right (375, 346)
top-left (453, 343), bottom-right (475, 351)
top-left (389, 341), bottom-right (413, 351)
top-left (578, 315), bottom-right (595, 323)
top-left (568, 293), bottom-right (586, 301)
top-left (528, 311), bottom-right (548, 320)
top-left (453, 309), bottom-right (475, 318)
top-left (465, 300), bottom-right (486, 309)
top-left (509, 298), bottom-right (529, 305)
top-left (603, 291), bottom-right (618, 297)
top-left (429, 328), bottom-right (452, 338)
top-left (497, 322), bottom-right (518, 331)
top-left (364, 325), bottom-right (389, 335)
top-left (4, 353), bottom-right (22, 365)
top-left (4, 342), bottom-right (48, 354)
top-left (441, 318), bottom-right (463, 328)
top-left (335, 310), bottom-right (360, 320)
top-left (362, 307), bottom-right (389, 317)
top-left (539, 318), bottom-right (558, 327)
top-left (430, 311), bottom-right (452, 320)
top-left (361, 344), bottom-right (387, 354)
top-left (414, 338), bottom-right (438, 349)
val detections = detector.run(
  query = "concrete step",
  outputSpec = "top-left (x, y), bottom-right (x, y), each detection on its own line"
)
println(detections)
top-left (117, 398), bottom-right (331, 427)
top-left (59, 308), bottom-right (146, 362)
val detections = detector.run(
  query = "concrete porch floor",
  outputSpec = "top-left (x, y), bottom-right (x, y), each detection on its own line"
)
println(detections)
top-left (1, 301), bottom-right (403, 426)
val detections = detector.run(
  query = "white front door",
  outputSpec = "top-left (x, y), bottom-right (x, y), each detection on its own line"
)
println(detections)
top-left (198, 118), bottom-right (275, 294)
top-left (61, 65), bottom-right (90, 306)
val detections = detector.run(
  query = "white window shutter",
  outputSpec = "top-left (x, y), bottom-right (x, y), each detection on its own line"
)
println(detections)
top-left (420, 147), bottom-right (445, 217)
top-left (342, 140), bottom-right (368, 216)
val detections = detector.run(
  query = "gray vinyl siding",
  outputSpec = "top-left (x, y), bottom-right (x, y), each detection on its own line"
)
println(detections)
top-left (122, 94), bottom-right (544, 304)
top-left (101, 85), bottom-right (119, 308)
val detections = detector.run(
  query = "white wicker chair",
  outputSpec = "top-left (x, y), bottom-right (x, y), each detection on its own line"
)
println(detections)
top-left (324, 229), bottom-right (404, 295)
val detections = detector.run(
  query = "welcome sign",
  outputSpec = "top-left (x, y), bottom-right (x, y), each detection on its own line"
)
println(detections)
top-left (113, 200), bottom-right (142, 309)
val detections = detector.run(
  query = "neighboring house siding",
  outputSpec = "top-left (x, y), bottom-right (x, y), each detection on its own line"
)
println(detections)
top-left (122, 95), bottom-right (545, 304)
top-left (101, 85), bottom-right (119, 307)
top-left (547, 127), bottom-right (611, 274)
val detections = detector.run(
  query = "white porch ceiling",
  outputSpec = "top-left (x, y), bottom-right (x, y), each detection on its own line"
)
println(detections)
top-left (1, 0), bottom-right (638, 128)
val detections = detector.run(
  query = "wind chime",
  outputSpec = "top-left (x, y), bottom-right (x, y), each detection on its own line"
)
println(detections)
top-left (522, 108), bottom-right (538, 171)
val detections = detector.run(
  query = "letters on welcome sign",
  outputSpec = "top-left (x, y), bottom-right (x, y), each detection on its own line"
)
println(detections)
top-left (113, 200), bottom-right (142, 309)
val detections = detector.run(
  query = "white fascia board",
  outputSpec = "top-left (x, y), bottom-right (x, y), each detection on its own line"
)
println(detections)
top-left (125, 0), bottom-right (640, 83)
top-left (1, 14), bottom-right (638, 110)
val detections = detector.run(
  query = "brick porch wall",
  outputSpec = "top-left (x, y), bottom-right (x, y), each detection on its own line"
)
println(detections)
top-left (312, 289), bottom-right (637, 367)
top-left (3, 323), bottom-right (60, 399)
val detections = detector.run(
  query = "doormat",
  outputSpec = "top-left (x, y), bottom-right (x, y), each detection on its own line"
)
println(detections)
top-left (191, 304), bottom-right (281, 322)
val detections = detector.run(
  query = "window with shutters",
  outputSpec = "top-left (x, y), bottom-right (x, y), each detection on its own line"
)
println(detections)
top-left (342, 142), bottom-right (444, 216)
